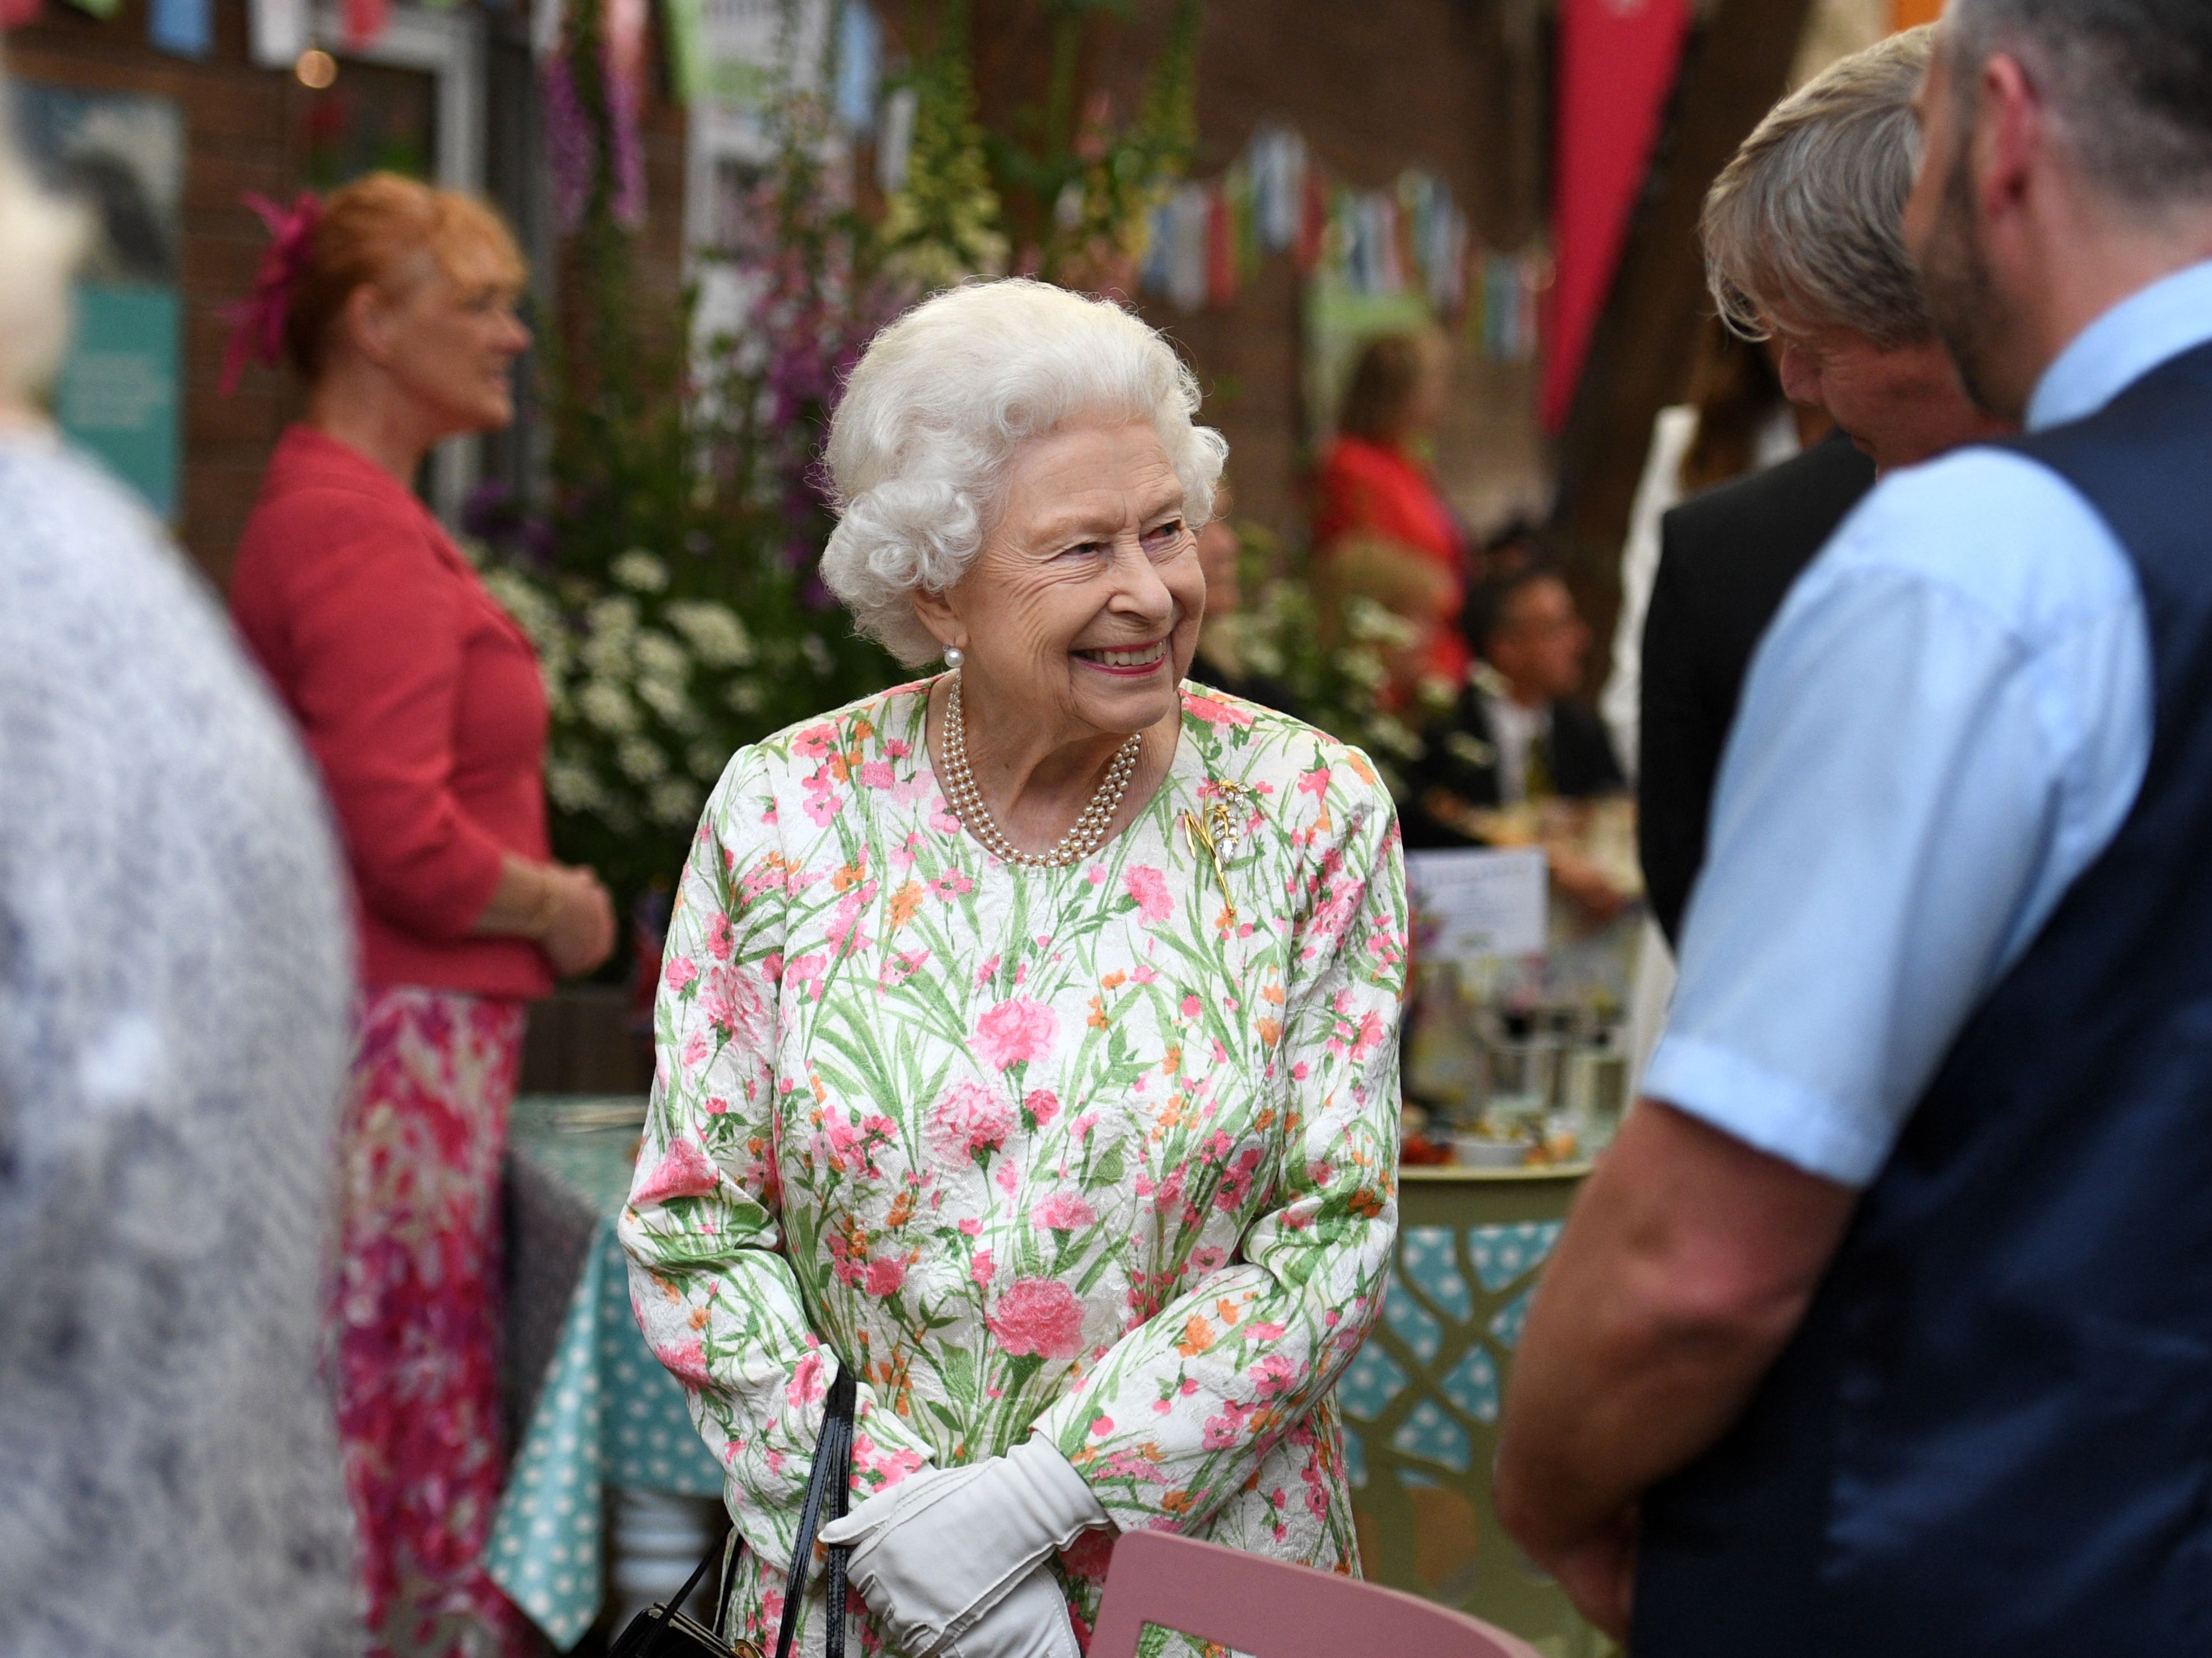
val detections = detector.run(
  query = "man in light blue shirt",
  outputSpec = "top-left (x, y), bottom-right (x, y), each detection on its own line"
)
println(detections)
top-left (1497, 0), bottom-right (2212, 1645)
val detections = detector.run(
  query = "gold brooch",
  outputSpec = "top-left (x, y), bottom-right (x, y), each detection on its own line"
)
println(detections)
top-left (1180, 782), bottom-right (1252, 927)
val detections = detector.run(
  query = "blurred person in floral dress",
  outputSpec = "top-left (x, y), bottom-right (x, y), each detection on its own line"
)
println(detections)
top-left (225, 174), bottom-right (617, 1657)
top-left (622, 280), bottom-right (1409, 1658)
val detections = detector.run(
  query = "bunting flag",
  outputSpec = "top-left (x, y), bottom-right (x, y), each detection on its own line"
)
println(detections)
top-left (247, 0), bottom-right (306, 64)
top-left (149, 0), bottom-right (212, 57)
top-left (1128, 119), bottom-right (1537, 361)
top-left (1, 0), bottom-right (44, 26)
top-left (341, 0), bottom-right (388, 48)
top-left (1540, 0), bottom-right (1691, 432)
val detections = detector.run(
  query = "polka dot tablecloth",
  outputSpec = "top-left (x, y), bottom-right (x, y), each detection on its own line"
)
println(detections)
top-left (487, 1101), bottom-right (724, 1649)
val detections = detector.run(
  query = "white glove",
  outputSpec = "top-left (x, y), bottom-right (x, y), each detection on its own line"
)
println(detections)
top-left (818, 1433), bottom-right (1108, 1658)
top-left (939, 1564), bottom-right (1080, 1658)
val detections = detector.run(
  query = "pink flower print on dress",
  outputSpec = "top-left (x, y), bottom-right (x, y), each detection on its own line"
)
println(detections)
top-left (853, 1432), bottom-right (927, 1488)
top-left (987, 1277), bottom-right (1086, 1360)
top-left (927, 1081), bottom-right (1015, 1164)
top-left (1250, 1352), bottom-right (1299, 1399)
top-left (859, 760), bottom-right (895, 790)
top-left (665, 955), bottom-right (699, 992)
top-left (706, 910), bottom-right (734, 961)
top-left (1201, 1397), bottom-right (1253, 1450)
top-left (633, 1138), bottom-right (720, 1205)
top-left (971, 1247), bottom-right (995, 1286)
top-left (1122, 864), bottom-right (1172, 924)
top-left (655, 1336), bottom-right (712, 1387)
top-left (1024, 1087), bottom-right (1060, 1127)
top-left (701, 963), bottom-right (772, 1045)
top-left (1031, 1190), bottom-right (1097, 1231)
top-left (785, 952), bottom-right (828, 1001)
top-left (975, 997), bottom-right (1058, 1070)
top-left (788, 1349), bottom-right (828, 1408)
top-left (1183, 692), bottom-right (1254, 728)
top-left (864, 1256), bottom-right (907, 1297)
top-left (1059, 1526), bottom-right (1116, 1584)
top-left (827, 890), bottom-right (871, 958)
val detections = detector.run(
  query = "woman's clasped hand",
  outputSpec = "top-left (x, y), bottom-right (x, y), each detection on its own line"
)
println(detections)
top-left (818, 1435), bottom-right (1109, 1658)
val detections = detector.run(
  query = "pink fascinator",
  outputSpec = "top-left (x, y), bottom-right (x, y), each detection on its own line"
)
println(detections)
top-left (219, 191), bottom-right (323, 396)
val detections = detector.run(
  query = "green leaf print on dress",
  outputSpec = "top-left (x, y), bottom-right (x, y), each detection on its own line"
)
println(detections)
top-left (621, 680), bottom-right (1409, 1655)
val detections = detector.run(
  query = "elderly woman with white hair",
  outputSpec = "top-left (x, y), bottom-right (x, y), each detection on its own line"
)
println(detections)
top-left (622, 279), bottom-right (1409, 1657)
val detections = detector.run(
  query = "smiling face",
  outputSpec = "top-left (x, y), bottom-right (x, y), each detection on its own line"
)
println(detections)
top-left (360, 245), bottom-right (530, 437)
top-left (917, 417), bottom-right (1205, 747)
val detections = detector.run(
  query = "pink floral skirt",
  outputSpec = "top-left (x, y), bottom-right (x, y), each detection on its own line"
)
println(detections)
top-left (330, 987), bottom-right (529, 1658)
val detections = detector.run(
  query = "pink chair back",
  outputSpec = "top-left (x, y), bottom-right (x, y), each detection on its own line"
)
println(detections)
top-left (1088, 1530), bottom-right (1548, 1658)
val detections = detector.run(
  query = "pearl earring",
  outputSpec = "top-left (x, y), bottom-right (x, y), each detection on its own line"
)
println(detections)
top-left (944, 646), bottom-right (965, 669)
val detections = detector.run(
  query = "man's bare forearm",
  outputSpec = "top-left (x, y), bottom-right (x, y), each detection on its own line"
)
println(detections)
top-left (1495, 1100), bottom-right (1857, 1563)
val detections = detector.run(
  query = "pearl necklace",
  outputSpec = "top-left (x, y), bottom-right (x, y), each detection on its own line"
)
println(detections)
top-left (940, 674), bottom-right (1145, 870)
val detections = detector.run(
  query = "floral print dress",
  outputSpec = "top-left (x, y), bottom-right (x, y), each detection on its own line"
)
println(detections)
top-left (621, 680), bottom-right (1408, 1652)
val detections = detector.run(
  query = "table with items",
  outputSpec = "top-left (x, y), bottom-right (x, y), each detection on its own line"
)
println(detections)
top-left (488, 1095), bottom-right (724, 1648)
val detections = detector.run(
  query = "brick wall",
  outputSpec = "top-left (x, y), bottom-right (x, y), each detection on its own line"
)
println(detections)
top-left (8, 0), bottom-right (688, 587)
top-left (1091, 0), bottom-right (1556, 551)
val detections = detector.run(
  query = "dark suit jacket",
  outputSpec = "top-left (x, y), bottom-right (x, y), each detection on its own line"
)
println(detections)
top-left (1404, 688), bottom-right (1626, 849)
top-left (1639, 427), bottom-right (1877, 945)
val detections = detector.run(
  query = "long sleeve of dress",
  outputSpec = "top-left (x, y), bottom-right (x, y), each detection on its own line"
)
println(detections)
top-left (1032, 772), bottom-right (1407, 1536)
top-left (620, 744), bottom-right (939, 1564)
top-left (270, 494), bottom-right (511, 940)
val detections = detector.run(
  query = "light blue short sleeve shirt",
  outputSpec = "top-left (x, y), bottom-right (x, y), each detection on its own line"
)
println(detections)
top-left (1642, 261), bottom-right (2212, 1187)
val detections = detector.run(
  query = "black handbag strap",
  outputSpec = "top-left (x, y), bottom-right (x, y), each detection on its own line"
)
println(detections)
top-left (770, 1360), bottom-right (857, 1658)
top-left (631, 1359), bottom-right (856, 1658)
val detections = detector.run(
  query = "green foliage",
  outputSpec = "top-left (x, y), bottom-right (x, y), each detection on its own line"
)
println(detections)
top-left (492, 0), bottom-right (1217, 915)
top-left (1216, 522), bottom-right (1429, 800)
top-left (479, 13), bottom-right (906, 915)
top-left (879, 0), bottom-right (1010, 287)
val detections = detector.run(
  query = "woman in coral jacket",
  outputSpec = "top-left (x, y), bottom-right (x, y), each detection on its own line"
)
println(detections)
top-left (1311, 329), bottom-right (1472, 706)
top-left (226, 174), bottom-right (615, 1658)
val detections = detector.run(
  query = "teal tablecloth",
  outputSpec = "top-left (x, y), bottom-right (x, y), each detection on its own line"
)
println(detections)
top-left (487, 1097), bottom-right (723, 1648)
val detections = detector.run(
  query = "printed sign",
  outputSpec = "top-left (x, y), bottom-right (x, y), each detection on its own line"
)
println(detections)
top-left (13, 83), bottom-right (184, 519)
top-left (1406, 846), bottom-right (1550, 961)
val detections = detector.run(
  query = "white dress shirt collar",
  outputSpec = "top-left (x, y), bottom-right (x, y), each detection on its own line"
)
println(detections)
top-left (2028, 258), bottom-right (2212, 432)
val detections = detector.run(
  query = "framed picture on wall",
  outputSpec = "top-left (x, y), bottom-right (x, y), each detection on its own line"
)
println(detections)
top-left (12, 83), bottom-right (184, 521)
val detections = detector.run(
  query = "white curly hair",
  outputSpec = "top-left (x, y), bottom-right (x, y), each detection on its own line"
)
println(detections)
top-left (820, 279), bottom-right (1229, 666)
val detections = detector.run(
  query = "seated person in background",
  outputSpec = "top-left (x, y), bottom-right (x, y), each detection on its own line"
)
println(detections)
top-left (1410, 563), bottom-right (1628, 920)
top-left (1312, 328), bottom-right (1470, 704)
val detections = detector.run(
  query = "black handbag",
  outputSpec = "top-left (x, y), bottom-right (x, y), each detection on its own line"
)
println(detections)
top-left (610, 1361), bottom-right (858, 1658)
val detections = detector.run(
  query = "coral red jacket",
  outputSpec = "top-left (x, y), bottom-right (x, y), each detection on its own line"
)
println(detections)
top-left (1312, 434), bottom-right (1472, 689)
top-left (231, 425), bottom-right (554, 999)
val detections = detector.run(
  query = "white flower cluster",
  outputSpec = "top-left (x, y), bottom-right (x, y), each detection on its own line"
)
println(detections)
top-left (480, 549), bottom-right (764, 834)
